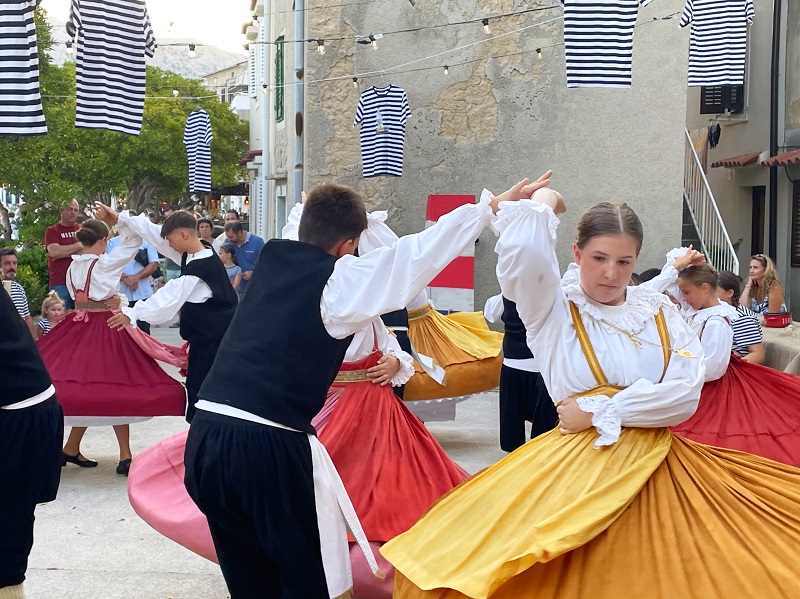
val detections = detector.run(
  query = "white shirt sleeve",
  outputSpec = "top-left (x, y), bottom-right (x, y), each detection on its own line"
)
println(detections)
top-left (494, 198), bottom-right (562, 347)
top-left (282, 203), bottom-right (303, 241)
top-left (639, 264), bottom-right (679, 294)
top-left (322, 196), bottom-right (494, 339)
top-left (118, 212), bottom-right (184, 266)
top-left (699, 317), bottom-right (733, 382)
top-left (122, 275), bottom-right (212, 325)
top-left (483, 294), bottom-right (504, 324)
top-left (378, 324), bottom-right (415, 386)
top-left (575, 305), bottom-right (706, 447)
top-left (97, 225), bottom-right (146, 280)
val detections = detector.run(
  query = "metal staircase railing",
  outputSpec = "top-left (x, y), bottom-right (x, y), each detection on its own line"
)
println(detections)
top-left (683, 128), bottom-right (739, 274)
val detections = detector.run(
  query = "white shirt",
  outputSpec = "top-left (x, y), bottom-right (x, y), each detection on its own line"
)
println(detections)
top-left (66, 226), bottom-right (142, 301)
top-left (344, 321), bottom-right (415, 386)
top-left (684, 303), bottom-right (735, 382)
top-left (117, 212), bottom-right (213, 325)
top-left (494, 197), bottom-right (705, 447)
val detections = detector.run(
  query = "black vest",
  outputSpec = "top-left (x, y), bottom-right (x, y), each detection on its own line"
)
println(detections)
top-left (501, 297), bottom-right (534, 360)
top-left (180, 249), bottom-right (238, 345)
top-left (198, 240), bottom-right (354, 434)
top-left (0, 287), bottom-right (53, 406)
top-left (381, 308), bottom-right (412, 356)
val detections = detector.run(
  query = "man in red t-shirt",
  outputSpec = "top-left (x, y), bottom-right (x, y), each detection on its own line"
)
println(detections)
top-left (44, 200), bottom-right (81, 309)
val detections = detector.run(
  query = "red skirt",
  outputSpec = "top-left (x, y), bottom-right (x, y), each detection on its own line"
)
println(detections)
top-left (672, 354), bottom-right (800, 466)
top-left (315, 353), bottom-right (469, 543)
top-left (37, 310), bottom-right (186, 417)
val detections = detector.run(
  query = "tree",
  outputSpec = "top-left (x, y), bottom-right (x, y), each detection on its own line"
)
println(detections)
top-left (0, 6), bottom-right (249, 242)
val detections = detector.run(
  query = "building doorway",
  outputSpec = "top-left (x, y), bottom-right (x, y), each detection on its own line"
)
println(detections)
top-left (751, 185), bottom-right (765, 256)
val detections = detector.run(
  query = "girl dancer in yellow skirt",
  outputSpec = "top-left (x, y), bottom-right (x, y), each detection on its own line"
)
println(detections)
top-left (381, 186), bottom-right (800, 598)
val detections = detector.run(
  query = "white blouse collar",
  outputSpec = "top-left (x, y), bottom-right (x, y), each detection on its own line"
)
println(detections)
top-left (685, 302), bottom-right (737, 327)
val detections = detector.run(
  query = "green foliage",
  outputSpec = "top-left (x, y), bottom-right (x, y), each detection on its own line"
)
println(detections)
top-left (0, 6), bottom-right (250, 242)
top-left (15, 264), bottom-right (48, 316)
top-left (17, 244), bottom-right (49, 285)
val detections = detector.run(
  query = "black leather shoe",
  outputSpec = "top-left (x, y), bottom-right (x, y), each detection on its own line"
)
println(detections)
top-left (62, 452), bottom-right (98, 468)
top-left (116, 458), bottom-right (132, 476)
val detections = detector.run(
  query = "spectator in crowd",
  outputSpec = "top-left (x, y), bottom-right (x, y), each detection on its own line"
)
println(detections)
top-left (740, 253), bottom-right (786, 314)
top-left (147, 212), bottom-right (158, 225)
top-left (36, 291), bottom-right (65, 339)
top-left (213, 209), bottom-right (240, 251)
top-left (1, 248), bottom-right (36, 339)
top-left (162, 206), bottom-right (182, 327)
top-left (218, 243), bottom-right (242, 291)
top-left (107, 228), bottom-right (159, 335)
top-left (44, 200), bottom-right (81, 309)
top-left (224, 221), bottom-right (264, 297)
top-left (197, 218), bottom-right (215, 246)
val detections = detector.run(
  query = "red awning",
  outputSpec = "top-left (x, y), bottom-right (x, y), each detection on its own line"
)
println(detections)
top-left (762, 149), bottom-right (800, 168)
top-left (710, 152), bottom-right (762, 168)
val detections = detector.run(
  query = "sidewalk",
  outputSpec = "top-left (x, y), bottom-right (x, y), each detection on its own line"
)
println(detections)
top-left (24, 324), bottom-right (506, 599)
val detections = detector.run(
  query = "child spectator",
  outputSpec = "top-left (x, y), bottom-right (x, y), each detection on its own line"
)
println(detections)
top-left (218, 244), bottom-right (242, 291)
top-left (36, 291), bottom-right (65, 339)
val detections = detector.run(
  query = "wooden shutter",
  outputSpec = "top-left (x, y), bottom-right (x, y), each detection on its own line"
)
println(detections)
top-left (248, 47), bottom-right (257, 98)
top-left (700, 84), bottom-right (745, 114)
top-left (274, 36), bottom-right (284, 123)
top-left (791, 181), bottom-right (800, 267)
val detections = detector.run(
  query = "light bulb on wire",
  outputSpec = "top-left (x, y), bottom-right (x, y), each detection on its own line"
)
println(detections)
top-left (261, 84), bottom-right (268, 95)
top-left (188, 43), bottom-right (197, 59)
top-left (352, 77), bottom-right (358, 87)
top-left (65, 41), bottom-right (74, 56)
top-left (443, 65), bottom-right (449, 76)
top-left (172, 88), bottom-right (179, 97)
top-left (317, 40), bottom-right (325, 55)
top-left (482, 19), bottom-right (491, 34)
top-left (252, 15), bottom-right (259, 26)
top-left (370, 34), bottom-right (377, 50)
top-left (536, 48), bottom-right (542, 59)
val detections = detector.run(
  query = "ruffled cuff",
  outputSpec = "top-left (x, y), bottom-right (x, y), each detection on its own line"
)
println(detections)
top-left (118, 293), bottom-right (129, 309)
top-left (386, 348), bottom-right (415, 386)
top-left (490, 198), bottom-right (560, 238)
top-left (575, 395), bottom-right (622, 448)
top-left (665, 247), bottom-right (690, 267)
top-left (476, 188), bottom-right (494, 224)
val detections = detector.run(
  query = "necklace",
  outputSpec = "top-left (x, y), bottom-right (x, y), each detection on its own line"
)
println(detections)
top-left (599, 318), bottom-right (698, 358)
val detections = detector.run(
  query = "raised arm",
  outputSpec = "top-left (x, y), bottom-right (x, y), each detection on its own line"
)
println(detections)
top-left (639, 246), bottom-right (704, 295)
top-left (282, 203), bottom-right (303, 241)
top-left (116, 211), bottom-right (183, 265)
top-left (96, 226), bottom-right (144, 280)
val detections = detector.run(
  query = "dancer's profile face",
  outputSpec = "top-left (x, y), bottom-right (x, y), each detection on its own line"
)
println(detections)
top-left (573, 234), bottom-right (638, 306)
top-left (678, 280), bottom-right (714, 311)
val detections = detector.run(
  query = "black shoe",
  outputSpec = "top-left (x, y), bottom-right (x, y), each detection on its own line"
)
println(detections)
top-left (62, 452), bottom-right (98, 468)
top-left (116, 458), bottom-right (132, 476)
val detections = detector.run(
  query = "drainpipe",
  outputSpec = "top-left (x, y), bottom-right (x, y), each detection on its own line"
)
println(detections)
top-left (294, 0), bottom-right (304, 205)
top-left (768, 0), bottom-right (782, 260)
top-left (259, 2), bottom-right (272, 238)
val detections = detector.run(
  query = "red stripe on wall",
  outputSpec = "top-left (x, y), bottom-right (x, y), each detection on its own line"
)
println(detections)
top-left (430, 256), bottom-right (474, 289)
top-left (426, 195), bottom-right (476, 222)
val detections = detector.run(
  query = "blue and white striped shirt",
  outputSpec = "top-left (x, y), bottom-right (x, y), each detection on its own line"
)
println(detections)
top-left (730, 304), bottom-right (762, 356)
top-left (354, 85), bottom-right (411, 178)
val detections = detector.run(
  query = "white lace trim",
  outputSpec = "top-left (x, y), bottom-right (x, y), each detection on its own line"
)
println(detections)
top-left (560, 262), bottom-right (579, 288)
top-left (686, 303), bottom-right (737, 328)
top-left (385, 348), bottom-right (415, 386)
top-left (665, 246), bottom-right (690, 267)
top-left (563, 284), bottom-right (672, 338)
top-left (575, 395), bottom-right (622, 447)
top-left (490, 196), bottom-right (559, 238)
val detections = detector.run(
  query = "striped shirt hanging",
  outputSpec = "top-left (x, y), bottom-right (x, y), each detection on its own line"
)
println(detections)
top-left (67, 0), bottom-right (156, 135)
top-left (679, 0), bottom-right (754, 87)
top-left (562, 0), bottom-right (653, 88)
top-left (184, 109), bottom-right (213, 192)
top-left (0, 1), bottom-right (47, 136)
top-left (353, 85), bottom-right (411, 178)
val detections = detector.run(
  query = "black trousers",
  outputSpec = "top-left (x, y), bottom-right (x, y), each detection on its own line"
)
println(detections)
top-left (184, 410), bottom-right (328, 599)
top-left (0, 397), bottom-right (63, 588)
top-left (128, 300), bottom-right (150, 335)
top-left (499, 366), bottom-right (558, 452)
top-left (185, 340), bottom-right (219, 423)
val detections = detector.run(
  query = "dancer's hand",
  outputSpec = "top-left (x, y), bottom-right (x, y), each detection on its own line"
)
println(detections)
top-left (489, 170), bottom-right (552, 213)
top-left (367, 354), bottom-right (401, 386)
top-left (556, 397), bottom-right (594, 435)
top-left (106, 295), bottom-right (122, 310)
top-left (107, 313), bottom-right (132, 331)
top-left (93, 202), bottom-right (119, 226)
top-left (673, 245), bottom-right (705, 271)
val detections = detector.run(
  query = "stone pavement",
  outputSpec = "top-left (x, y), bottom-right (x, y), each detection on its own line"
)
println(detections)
top-left (24, 324), bottom-right (509, 599)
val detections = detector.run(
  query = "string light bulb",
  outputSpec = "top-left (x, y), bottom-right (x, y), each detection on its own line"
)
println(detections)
top-left (172, 88), bottom-right (179, 97)
top-left (482, 19), bottom-right (491, 34)
top-left (65, 41), bottom-right (74, 56)
top-left (261, 84), bottom-right (268, 95)
top-left (536, 48), bottom-right (542, 59)
top-left (252, 15), bottom-right (259, 26)
top-left (443, 65), bottom-right (449, 76)
top-left (352, 77), bottom-right (358, 87)
top-left (370, 34), bottom-right (378, 49)
top-left (188, 43), bottom-right (197, 59)
top-left (317, 40), bottom-right (325, 55)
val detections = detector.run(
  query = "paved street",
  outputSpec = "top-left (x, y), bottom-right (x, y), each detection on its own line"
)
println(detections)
top-left (24, 324), bottom-right (508, 599)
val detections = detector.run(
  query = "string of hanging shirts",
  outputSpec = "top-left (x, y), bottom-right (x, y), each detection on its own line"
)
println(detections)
top-left (184, 109), bottom-right (213, 192)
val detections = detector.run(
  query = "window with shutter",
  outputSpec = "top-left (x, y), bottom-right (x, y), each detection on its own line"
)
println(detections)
top-left (248, 47), bottom-right (257, 98)
top-left (275, 36), bottom-right (284, 123)
top-left (791, 181), bottom-right (800, 267)
top-left (700, 84), bottom-right (745, 114)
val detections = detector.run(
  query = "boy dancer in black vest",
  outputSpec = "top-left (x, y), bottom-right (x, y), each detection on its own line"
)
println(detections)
top-left (0, 284), bottom-right (63, 599)
top-left (101, 208), bottom-right (238, 423)
top-left (183, 174), bottom-right (550, 598)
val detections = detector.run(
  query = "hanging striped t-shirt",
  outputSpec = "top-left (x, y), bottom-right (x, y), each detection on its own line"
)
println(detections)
top-left (679, 0), bottom-right (754, 87)
top-left (67, 0), bottom-right (156, 135)
top-left (353, 85), bottom-right (411, 178)
top-left (562, 0), bottom-right (653, 88)
top-left (184, 109), bottom-right (213, 192)
top-left (0, 1), bottom-right (47, 136)
top-left (9, 281), bottom-right (30, 318)
top-left (730, 304), bottom-right (762, 356)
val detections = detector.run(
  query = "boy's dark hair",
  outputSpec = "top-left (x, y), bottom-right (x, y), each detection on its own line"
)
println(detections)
top-left (299, 184), bottom-right (367, 252)
top-left (197, 218), bottom-right (213, 230)
top-left (161, 211), bottom-right (200, 238)
top-left (225, 209), bottom-right (240, 219)
top-left (638, 268), bottom-right (662, 283)
top-left (225, 221), bottom-right (244, 234)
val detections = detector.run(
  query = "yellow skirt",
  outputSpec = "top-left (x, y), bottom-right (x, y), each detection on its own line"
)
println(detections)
top-left (404, 308), bottom-right (503, 401)
top-left (382, 429), bottom-right (800, 598)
